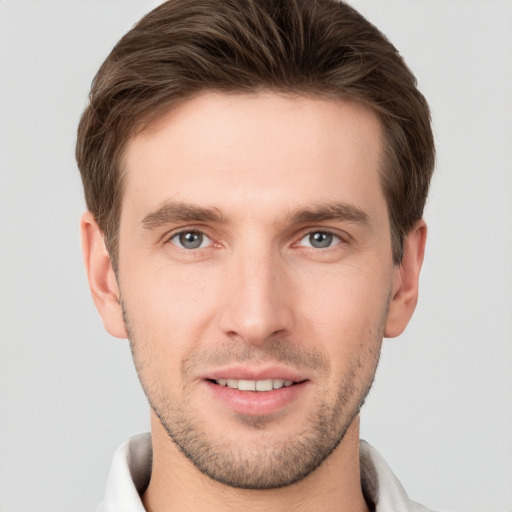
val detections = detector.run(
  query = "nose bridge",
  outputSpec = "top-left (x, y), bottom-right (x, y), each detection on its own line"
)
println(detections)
top-left (219, 238), bottom-right (293, 344)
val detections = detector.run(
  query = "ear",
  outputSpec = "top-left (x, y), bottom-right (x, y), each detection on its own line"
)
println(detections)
top-left (384, 220), bottom-right (427, 338)
top-left (80, 212), bottom-right (127, 339)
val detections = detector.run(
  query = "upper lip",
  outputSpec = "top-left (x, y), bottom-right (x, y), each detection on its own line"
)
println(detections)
top-left (202, 365), bottom-right (308, 382)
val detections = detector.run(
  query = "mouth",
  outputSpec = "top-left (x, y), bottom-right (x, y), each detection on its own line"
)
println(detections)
top-left (201, 365), bottom-right (310, 416)
top-left (204, 372), bottom-right (308, 416)
top-left (209, 378), bottom-right (299, 392)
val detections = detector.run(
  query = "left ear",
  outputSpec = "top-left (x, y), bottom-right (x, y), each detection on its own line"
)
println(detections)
top-left (385, 220), bottom-right (427, 338)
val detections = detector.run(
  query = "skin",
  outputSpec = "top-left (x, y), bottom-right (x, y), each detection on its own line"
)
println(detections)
top-left (81, 92), bottom-right (426, 512)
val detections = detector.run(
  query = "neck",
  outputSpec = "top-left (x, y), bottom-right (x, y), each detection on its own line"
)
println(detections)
top-left (142, 412), bottom-right (370, 512)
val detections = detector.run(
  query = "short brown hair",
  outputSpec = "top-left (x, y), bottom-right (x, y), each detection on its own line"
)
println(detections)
top-left (76, 0), bottom-right (434, 268)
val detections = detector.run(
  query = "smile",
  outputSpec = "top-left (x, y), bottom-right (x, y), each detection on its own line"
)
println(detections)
top-left (214, 378), bottom-right (295, 391)
top-left (206, 377), bottom-right (308, 416)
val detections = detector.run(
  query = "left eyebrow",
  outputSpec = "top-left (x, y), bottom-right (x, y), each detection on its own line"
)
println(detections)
top-left (141, 201), bottom-right (227, 230)
top-left (288, 202), bottom-right (371, 228)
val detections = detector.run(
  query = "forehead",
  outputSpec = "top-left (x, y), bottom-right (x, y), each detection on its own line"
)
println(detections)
top-left (121, 92), bottom-right (385, 223)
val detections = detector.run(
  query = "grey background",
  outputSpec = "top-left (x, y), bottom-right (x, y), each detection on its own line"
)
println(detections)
top-left (0, 1), bottom-right (511, 511)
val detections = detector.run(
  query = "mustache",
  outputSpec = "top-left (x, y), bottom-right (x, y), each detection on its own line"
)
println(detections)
top-left (181, 339), bottom-right (329, 374)
top-left (121, 299), bottom-right (330, 374)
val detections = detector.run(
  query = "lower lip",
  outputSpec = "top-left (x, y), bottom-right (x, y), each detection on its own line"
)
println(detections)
top-left (204, 380), bottom-right (308, 416)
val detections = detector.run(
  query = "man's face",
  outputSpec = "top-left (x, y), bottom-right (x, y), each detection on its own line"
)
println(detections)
top-left (109, 92), bottom-right (404, 488)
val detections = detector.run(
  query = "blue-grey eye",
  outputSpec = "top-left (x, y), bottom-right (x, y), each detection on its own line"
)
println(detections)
top-left (170, 231), bottom-right (210, 249)
top-left (300, 231), bottom-right (340, 248)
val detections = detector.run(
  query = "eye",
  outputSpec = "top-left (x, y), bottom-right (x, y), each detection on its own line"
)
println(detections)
top-left (169, 230), bottom-right (212, 249)
top-left (298, 231), bottom-right (342, 249)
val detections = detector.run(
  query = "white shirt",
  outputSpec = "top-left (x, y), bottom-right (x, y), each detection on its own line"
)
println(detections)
top-left (93, 433), bottom-right (436, 512)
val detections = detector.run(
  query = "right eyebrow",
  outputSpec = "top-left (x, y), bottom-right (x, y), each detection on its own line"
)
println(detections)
top-left (141, 201), bottom-right (228, 230)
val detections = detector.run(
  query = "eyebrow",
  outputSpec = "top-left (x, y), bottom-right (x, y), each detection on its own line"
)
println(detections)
top-left (288, 202), bottom-right (370, 227)
top-left (141, 201), bottom-right (227, 230)
top-left (141, 200), bottom-right (370, 231)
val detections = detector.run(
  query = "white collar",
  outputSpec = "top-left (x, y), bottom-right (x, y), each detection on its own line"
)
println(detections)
top-left (94, 433), bottom-right (434, 512)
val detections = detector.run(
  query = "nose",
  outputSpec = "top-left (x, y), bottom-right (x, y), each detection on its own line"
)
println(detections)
top-left (218, 245), bottom-right (295, 346)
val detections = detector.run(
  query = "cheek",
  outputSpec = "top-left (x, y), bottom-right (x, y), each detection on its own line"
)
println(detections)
top-left (121, 252), bottom-right (392, 368)
top-left (299, 264), bottom-right (391, 325)
top-left (295, 266), bottom-right (390, 362)
top-left (121, 264), bottom-right (221, 354)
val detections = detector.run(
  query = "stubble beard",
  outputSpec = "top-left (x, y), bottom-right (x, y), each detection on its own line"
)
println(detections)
top-left (123, 304), bottom-right (384, 490)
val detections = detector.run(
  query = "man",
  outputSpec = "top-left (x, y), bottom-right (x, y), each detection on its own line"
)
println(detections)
top-left (76, 0), bottom-right (435, 510)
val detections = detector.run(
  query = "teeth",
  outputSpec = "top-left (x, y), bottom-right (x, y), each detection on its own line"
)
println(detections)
top-left (238, 379), bottom-right (256, 391)
top-left (256, 379), bottom-right (273, 391)
top-left (273, 379), bottom-right (284, 389)
top-left (215, 378), bottom-right (295, 391)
